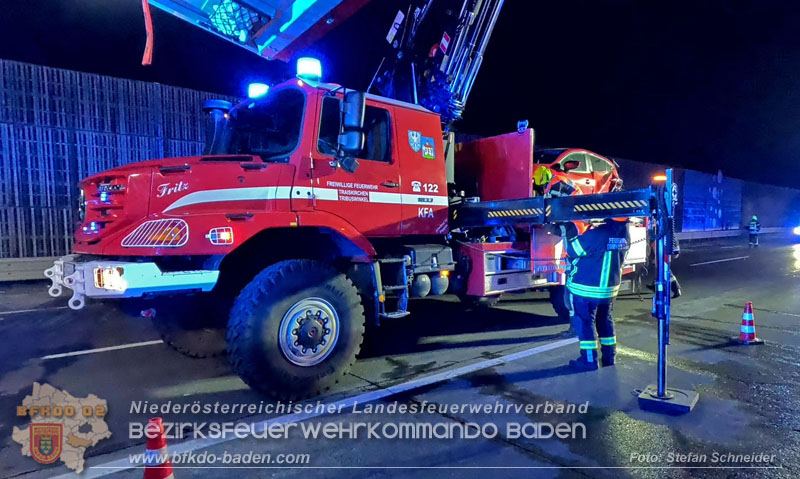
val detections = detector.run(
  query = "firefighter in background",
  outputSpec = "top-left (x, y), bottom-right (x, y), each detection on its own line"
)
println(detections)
top-left (669, 236), bottom-right (682, 298)
top-left (648, 234), bottom-right (682, 298)
top-left (562, 218), bottom-right (630, 370)
top-left (748, 215), bottom-right (761, 247)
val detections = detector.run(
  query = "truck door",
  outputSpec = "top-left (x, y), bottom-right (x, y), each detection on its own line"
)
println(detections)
top-left (394, 110), bottom-right (449, 235)
top-left (311, 96), bottom-right (402, 236)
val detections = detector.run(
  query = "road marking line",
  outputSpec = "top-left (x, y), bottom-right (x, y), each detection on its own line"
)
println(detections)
top-left (690, 256), bottom-right (749, 267)
top-left (41, 340), bottom-right (164, 360)
top-left (0, 306), bottom-right (69, 318)
top-left (57, 337), bottom-right (577, 478)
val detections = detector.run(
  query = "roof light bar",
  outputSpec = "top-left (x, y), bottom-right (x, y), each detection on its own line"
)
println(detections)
top-left (296, 57), bottom-right (322, 80)
top-left (247, 82), bottom-right (270, 98)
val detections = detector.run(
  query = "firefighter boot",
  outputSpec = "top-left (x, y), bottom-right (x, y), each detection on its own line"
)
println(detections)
top-left (569, 349), bottom-right (599, 371)
top-left (671, 276), bottom-right (682, 299)
top-left (601, 345), bottom-right (616, 367)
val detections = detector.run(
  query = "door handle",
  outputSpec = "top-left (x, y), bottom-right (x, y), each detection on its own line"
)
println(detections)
top-left (381, 181), bottom-right (400, 188)
top-left (226, 213), bottom-right (254, 221)
top-left (240, 162), bottom-right (268, 170)
top-left (159, 164), bottom-right (191, 174)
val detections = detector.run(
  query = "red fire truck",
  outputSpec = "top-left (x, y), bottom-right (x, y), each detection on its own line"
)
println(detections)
top-left (45, 0), bottom-right (647, 398)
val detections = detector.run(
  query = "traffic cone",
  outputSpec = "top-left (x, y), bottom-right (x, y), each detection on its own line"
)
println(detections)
top-left (732, 302), bottom-right (764, 345)
top-left (143, 418), bottom-right (174, 479)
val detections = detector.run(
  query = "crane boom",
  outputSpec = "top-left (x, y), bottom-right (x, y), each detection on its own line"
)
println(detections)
top-left (147, 0), bottom-right (504, 128)
top-left (371, 0), bottom-right (505, 128)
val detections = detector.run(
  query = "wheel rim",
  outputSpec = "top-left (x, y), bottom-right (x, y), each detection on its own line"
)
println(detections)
top-left (278, 297), bottom-right (340, 366)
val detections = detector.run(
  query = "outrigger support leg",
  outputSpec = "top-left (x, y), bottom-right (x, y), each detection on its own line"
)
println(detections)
top-left (637, 169), bottom-right (699, 414)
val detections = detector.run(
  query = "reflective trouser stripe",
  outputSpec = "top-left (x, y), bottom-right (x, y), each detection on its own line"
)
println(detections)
top-left (740, 325), bottom-right (755, 333)
top-left (568, 292), bottom-right (574, 318)
top-left (586, 349), bottom-right (595, 362)
top-left (599, 336), bottom-right (617, 346)
top-left (580, 340), bottom-right (598, 349)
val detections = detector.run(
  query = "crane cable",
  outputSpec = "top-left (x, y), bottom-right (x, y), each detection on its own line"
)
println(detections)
top-left (141, 0), bottom-right (154, 66)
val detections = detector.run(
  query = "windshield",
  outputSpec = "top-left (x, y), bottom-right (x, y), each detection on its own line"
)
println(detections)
top-left (534, 149), bottom-right (566, 164)
top-left (212, 88), bottom-right (305, 161)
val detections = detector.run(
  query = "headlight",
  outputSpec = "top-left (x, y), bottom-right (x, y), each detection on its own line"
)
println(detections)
top-left (94, 267), bottom-right (127, 292)
top-left (793, 226), bottom-right (800, 236)
top-left (77, 189), bottom-right (86, 222)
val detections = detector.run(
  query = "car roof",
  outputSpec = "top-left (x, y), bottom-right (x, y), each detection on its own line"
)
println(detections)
top-left (536, 148), bottom-right (612, 160)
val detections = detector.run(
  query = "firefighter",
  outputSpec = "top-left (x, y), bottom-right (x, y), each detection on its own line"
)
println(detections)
top-left (533, 165), bottom-right (553, 196)
top-left (562, 218), bottom-right (630, 370)
top-left (748, 215), bottom-right (761, 247)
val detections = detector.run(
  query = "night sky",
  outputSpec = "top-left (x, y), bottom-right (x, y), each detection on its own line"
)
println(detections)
top-left (1, 0), bottom-right (799, 187)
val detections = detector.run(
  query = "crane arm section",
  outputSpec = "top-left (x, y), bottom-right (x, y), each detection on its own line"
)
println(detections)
top-left (147, 0), bottom-right (370, 61)
top-left (371, 0), bottom-right (505, 128)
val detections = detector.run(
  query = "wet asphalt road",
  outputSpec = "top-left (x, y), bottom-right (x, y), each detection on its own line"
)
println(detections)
top-left (1, 233), bottom-right (799, 478)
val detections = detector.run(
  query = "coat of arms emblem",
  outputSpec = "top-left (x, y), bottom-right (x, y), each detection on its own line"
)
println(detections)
top-left (408, 130), bottom-right (422, 152)
top-left (30, 423), bottom-right (62, 464)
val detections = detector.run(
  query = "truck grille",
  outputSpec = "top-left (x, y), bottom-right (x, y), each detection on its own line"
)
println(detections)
top-left (121, 219), bottom-right (189, 248)
top-left (77, 174), bottom-right (129, 239)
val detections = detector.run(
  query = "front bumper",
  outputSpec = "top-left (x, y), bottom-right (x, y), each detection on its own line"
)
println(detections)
top-left (44, 255), bottom-right (219, 310)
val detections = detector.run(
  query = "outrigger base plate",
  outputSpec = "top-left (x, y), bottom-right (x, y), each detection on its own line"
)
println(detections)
top-left (637, 384), bottom-right (699, 415)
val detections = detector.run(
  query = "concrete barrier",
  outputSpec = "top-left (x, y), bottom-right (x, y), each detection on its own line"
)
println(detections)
top-left (0, 257), bottom-right (56, 282)
top-left (676, 227), bottom-right (791, 241)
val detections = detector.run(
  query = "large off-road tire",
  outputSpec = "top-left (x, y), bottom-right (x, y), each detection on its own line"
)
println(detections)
top-left (119, 296), bottom-right (228, 359)
top-left (226, 260), bottom-right (365, 399)
top-left (549, 285), bottom-right (571, 321)
top-left (152, 294), bottom-right (229, 359)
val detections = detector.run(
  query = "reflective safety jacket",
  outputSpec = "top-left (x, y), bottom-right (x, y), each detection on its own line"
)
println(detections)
top-left (748, 218), bottom-right (761, 234)
top-left (564, 220), bottom-right (630, 301)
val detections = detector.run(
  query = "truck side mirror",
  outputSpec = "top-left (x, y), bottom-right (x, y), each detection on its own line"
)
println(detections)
top-left (342, 90), bottom-right (365, 129)
top-left (337, 91), bottom-right (366, 173)
top-left (202, 99), bottom-right (233, 155)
